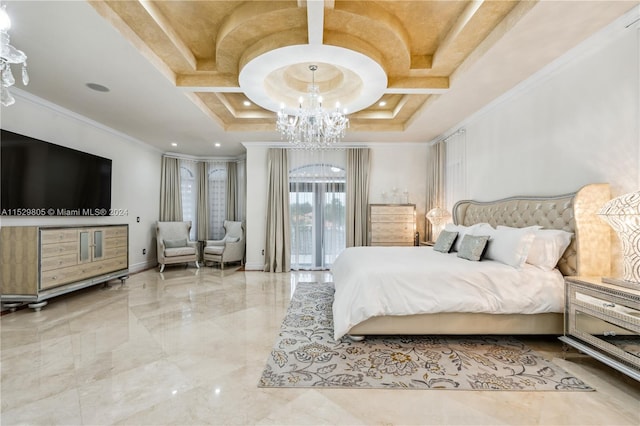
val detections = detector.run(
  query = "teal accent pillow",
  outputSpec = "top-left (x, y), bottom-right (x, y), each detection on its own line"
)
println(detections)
top-left (433, 230), bottom-right (458, 253)
top-left (164, 238), bottom-right (187, 248)
top-left (457, 235), bottom-right (489, 261)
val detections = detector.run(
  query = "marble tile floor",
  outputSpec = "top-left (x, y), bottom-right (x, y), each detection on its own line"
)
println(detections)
top-left (1, 266), bottom-right (639, 426)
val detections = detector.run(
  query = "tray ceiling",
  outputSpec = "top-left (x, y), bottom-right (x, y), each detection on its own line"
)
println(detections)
top-left (91, 0), bottom-right (520, 132)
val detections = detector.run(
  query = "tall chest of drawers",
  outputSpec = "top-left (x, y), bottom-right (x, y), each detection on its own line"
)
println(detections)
top-left (368, 204), bottom-right (416, 246)
top-left (1, 224), bottom-right (129, 310)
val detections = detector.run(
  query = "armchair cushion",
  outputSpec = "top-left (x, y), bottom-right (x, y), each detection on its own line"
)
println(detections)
top-left (203, 245), bottom-right (225, 255)
top-left (165, 246), bottom-right (197, 257)
top-left (164, 238), bottom-right (187, 248)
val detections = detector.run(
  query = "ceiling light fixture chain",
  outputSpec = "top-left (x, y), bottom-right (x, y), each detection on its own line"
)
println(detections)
top-left (0, 5), bottom-right (29, 107)
top-left (276, 64), bottom-right (349, 149)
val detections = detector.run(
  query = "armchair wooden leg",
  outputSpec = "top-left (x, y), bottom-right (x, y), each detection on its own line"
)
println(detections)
top-left (159, 264), bottom-right (165, 273)
top-left (195, 261), bottom-right (200, 269)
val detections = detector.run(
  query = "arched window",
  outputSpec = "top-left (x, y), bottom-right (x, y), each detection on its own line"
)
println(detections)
top-left (208, 162), bottom-right (227, 240)
top-left (180, 161), bottom-right (197, 240)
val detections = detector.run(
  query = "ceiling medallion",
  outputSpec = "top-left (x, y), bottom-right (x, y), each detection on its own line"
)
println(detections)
top-left (0, 5), bottom-right (29, 107)
top-left (276, 64), bottom-right (349, 149)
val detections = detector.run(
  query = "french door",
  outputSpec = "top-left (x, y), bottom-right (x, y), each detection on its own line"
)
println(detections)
top-left (290, 164), bottom-right (346, 270)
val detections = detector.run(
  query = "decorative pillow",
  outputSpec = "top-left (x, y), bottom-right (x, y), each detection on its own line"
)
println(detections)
top-left (526, 229), bottom-right (574, 271)
top-left (433, 230), bottom-right (458, 253)
top-left (164, 238), bottom-right (187, 248)
top-left (483, 225), bottom-right (541, 268)
top-left (456, 234), bottom-right (489, 261)
top-left (445, 223), bottom-right (487, 252)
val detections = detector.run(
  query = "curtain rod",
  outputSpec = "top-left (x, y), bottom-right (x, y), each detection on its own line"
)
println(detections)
top-left (434, 128), bottom-right (466, 145)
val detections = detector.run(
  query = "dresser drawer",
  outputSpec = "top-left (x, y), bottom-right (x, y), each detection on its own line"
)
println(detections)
top-left (41, 264), bottom-right (92, 289)
top-left (370, 205), bottom-right (414, 215)
top-left (40, 229), bottom-right (78, 244)
top-left (569, 307), bottom-right (640, 369)
top-left (40, 241), bottom-right (78, 258)
top-left (371, 222), bottom-right (414, 235)
top-left (572, 286), bottom-right (640, 329)
top-left (40, 253), bottom-right (78, 272)
top-left (104, 246), bottom-right (128, 259)
top-left (104, 226), bottom-right (128, 239)
top-left (104, 236), bottom-right (127, 249)
top-left (370, 214), bottom-right (414, 223)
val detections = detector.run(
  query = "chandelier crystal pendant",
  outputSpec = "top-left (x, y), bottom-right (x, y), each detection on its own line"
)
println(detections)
top-left (276, 65), bottom-right (349, 149)
top-left (0, 5), bottom-right (29, 107)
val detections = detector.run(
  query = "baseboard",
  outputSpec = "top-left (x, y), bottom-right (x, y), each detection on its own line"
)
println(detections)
top-left (129, 260), bottom-right (157, 274)
top-left (244, 262), bottom-right (264, 271)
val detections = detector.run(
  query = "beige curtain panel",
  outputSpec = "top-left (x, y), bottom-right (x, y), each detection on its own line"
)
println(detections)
top-left (264, 148), bottom-right (291, 272)
top-left (159, 156), bottom-right (183, 221)
top-left (425, 142), bottom-right (445, 242)
top-left (346, 148), bottom-right (371, 247)
top-left (226, 161), bottom-right (237, 221)
top-left (196, 161), bottom-right (209, 241)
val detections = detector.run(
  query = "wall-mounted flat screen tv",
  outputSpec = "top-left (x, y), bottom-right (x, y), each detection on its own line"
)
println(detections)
top-left (1, 129), bottom-right (112, 216)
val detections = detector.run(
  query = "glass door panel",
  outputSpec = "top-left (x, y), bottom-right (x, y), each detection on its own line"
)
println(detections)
top-left (79, 231), bottom-right (90, 262)
top-left (93, 230), bottom-right (103, 259)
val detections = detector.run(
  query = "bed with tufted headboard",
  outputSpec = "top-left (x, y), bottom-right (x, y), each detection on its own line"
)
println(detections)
top-left (331, 183), bottom-right (612, 340)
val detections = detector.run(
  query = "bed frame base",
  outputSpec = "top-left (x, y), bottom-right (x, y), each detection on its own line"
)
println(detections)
top-left (347, 312), bottom-right (564, 336)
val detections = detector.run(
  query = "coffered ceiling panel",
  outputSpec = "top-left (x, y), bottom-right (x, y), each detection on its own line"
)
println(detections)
top-left (90, 0), bottom-right (521, 133)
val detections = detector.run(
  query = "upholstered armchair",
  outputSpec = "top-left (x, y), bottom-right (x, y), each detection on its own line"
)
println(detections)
top-left (156, 221), bottom-right (200, 273)
top-left (203, 220), bottom-right (245, 269)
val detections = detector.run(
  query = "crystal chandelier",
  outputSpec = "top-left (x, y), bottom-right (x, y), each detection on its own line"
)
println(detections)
top-left (276, 65), bottom-right (349, 149)
top-left (0, 5), bottom-right (29, 107)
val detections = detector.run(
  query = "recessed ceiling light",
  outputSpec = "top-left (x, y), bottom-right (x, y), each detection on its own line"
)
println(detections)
top-left (214, 143), bottom-right (221, 147)
top-left (243, 101), bottom-right (251, 106)
top-left (378, 101), bottom-right (386, 107)
top-left (86, 83), bottom-right (110, 92)
top-left (171, 143), bottom-right (178, 147)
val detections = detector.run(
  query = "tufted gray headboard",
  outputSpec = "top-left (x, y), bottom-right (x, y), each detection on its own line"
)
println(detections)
top-left (452, 183), bottom-right (612, 276)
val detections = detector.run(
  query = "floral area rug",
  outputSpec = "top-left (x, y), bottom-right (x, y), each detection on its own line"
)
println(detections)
top-left (258, 282), bottom-right (594, 391)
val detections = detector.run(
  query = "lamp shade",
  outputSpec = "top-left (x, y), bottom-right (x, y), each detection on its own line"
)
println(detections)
top-left (426, 207), bottom-right (451, 241)
top-left (598, 190), bottom-right (640, 284)
top-left (426, 207), bottom-right (451, 225)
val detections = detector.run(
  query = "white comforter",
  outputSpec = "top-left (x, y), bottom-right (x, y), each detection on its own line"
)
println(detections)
top-left (330, 246), bottom-right (565, 340)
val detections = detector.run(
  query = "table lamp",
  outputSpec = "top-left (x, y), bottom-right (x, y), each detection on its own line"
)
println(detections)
top-left (426, 207), bottom-right (451, 241)
top-left (598, 190), bottom-right (640, 289)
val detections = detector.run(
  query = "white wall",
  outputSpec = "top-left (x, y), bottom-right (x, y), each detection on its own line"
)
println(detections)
top-left (0, 92), bottom-right (162, 273)
top-left (243, 143), bottom-right (428, 270)
top-left (449, 19), bottom-right (639, 201)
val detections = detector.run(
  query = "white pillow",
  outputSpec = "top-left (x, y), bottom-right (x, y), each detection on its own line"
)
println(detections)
top-left (444, 223), bottom-right (487, 252)
top-left (526, 229), bottom-right (573, 271)
top-left (482, 225), bottom-right (540, 268)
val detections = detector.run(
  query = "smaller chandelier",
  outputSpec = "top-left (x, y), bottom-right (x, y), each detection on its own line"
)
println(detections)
top-left (0, 5), bottom-right (29, 107)
top-left (276, 65), bottom-right (349, 149)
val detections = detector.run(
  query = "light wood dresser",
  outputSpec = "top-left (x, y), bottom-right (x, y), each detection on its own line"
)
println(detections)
top-left (1, 224), bottom-right (129, 311)
top-left (368, 204), bottom-right (416, 246)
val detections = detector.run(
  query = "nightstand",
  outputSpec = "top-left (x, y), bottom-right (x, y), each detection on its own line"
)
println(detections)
top-left (559, 276), bottom-right (640, 381)
top-left (420, 241), bottom-right (434, 246)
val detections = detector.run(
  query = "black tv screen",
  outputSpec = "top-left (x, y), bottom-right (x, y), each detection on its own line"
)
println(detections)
top-left (1, 129), bottom-right (112, 216)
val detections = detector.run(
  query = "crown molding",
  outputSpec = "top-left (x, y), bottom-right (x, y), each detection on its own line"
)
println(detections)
top-left (429, 4), bottom-right (640, 145)
top-left (10, 88), bottom-right (164, 154)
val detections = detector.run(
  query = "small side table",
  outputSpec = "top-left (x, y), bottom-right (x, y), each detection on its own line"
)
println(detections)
top-left (559, 276), bottom-right (640, 381)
